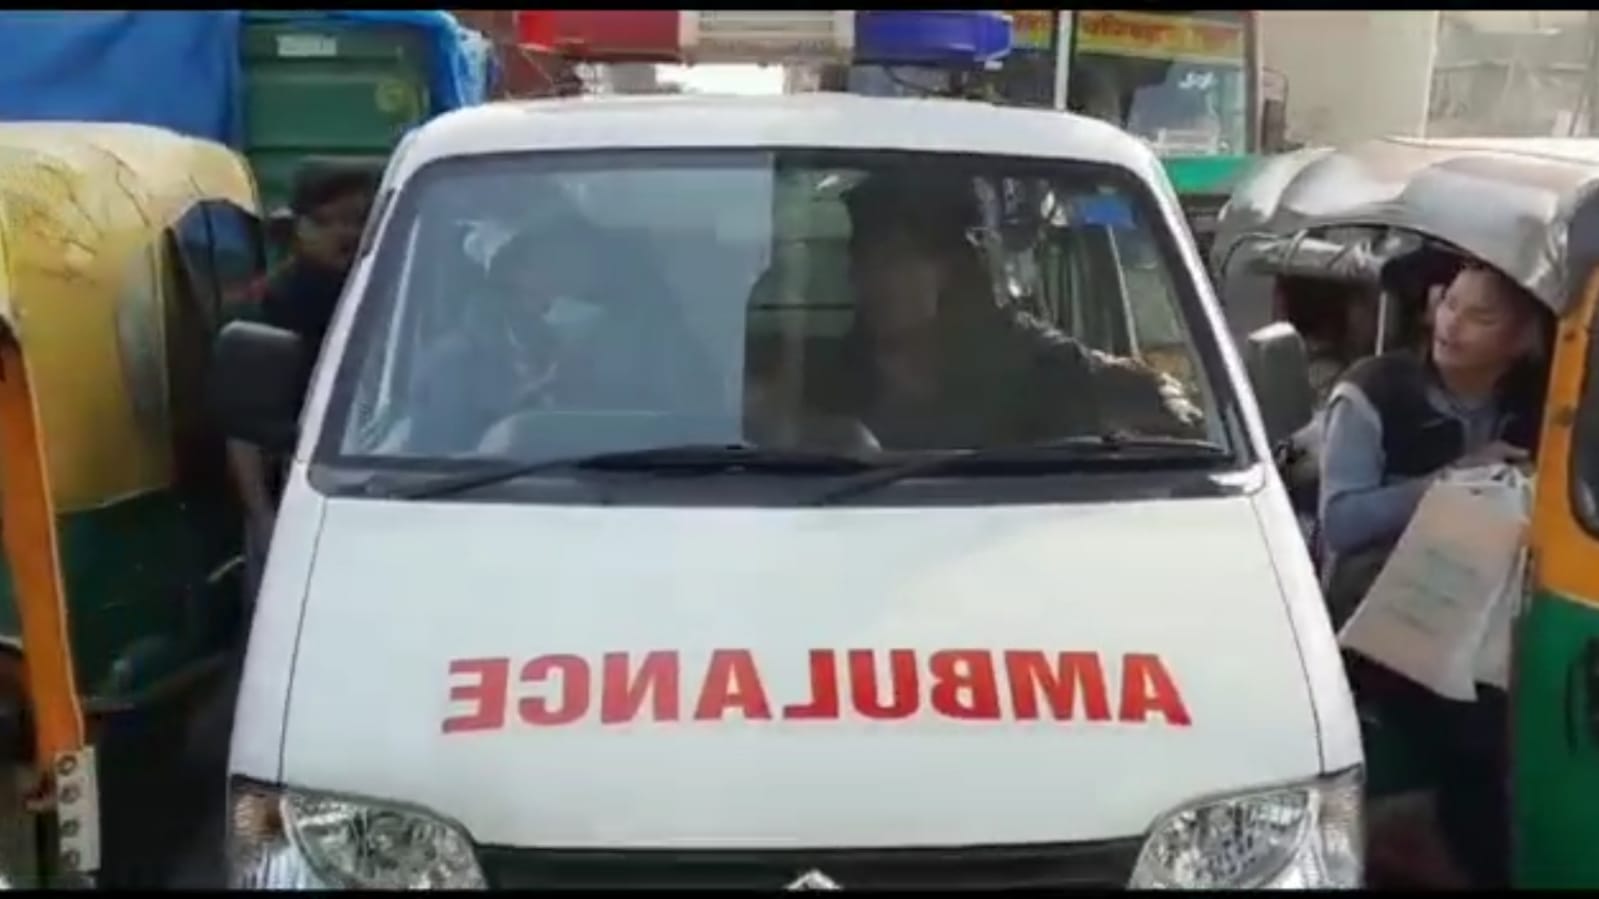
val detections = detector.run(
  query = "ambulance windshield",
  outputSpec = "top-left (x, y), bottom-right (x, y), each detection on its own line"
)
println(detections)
top-left (326, 148), bottom-right (1234, 472)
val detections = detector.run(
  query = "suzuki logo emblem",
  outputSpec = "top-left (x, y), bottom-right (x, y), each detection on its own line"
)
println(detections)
top-left (785, 869), bottom-right (842, 890)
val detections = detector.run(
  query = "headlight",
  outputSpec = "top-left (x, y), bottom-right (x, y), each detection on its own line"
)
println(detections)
top-left (228, 779), bottom-right (487, 889)
top-left (1129, 767), bottom-right (1363, 889)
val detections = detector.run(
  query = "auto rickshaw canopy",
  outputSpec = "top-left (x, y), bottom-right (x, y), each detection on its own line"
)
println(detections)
top-left (1213, 136), bottom-right (1599, 315)
top-left (0, 122), bottom-right (259, 514)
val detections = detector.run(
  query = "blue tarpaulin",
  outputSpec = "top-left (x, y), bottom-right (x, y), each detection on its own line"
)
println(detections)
top-left (0, 11), bottom-right (486, 149)
top-left (0, 11), bottom-right (243, 145)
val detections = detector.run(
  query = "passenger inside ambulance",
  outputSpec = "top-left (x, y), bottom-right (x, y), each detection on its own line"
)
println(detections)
top-left (407, 223), bottom-right (576, 451)
top-left (398, 186), bottom-right (722, 456)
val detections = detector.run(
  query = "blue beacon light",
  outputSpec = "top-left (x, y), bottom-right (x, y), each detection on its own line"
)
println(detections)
top-left (853, 11), bottom-right (1014, 67)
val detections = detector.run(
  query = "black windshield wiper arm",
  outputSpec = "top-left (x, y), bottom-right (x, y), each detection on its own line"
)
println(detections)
top-left (808, 434), bottom-right (1231, 506)
top-left (371, 444), bottom-right (874, 500)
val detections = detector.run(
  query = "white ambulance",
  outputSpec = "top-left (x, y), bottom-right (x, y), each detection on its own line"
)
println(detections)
top-left (212, 11), bottom-right (1363, 890)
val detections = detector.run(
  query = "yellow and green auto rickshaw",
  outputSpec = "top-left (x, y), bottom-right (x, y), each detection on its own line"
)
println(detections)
top-left (1214, 136), bottom-right (1599, 887)
top-left (0, 122), bottom-right (266, 887)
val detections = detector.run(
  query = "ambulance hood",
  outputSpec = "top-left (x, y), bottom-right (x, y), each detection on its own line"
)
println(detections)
top-left (280, 493), bottom-right (1323, 848)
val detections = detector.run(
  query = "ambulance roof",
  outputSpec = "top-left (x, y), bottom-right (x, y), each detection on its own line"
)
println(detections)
top-left (391, 93), bottom-right (1169, 185)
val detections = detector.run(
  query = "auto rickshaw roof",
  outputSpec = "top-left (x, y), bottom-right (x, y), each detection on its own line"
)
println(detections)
top-left (0, 122), bottom-right (258, 333)
top-left (1212, 136), bottom-right (1599, 315)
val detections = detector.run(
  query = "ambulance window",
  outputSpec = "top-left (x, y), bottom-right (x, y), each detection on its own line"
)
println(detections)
top-left (1033, 220), bottom-right (1135, 356)
top-left (986, 179), bottom-right (1193, 380)
top-left (356, 187), bottom-right (393, 261)
top-left (325, 148), bottom-right (1233, 474)
top-left (747, 170), bottom-right (855, 334)
top-left (1118, 227), bottom-right (1199, 388)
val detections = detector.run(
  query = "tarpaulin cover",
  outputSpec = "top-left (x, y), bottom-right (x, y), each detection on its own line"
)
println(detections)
top-left (1212, 137), bottom-right (1599, 314)
top-left (0, 11), bottom-right (486, 151)
top-left (0, 11), bottom-right (243, 146)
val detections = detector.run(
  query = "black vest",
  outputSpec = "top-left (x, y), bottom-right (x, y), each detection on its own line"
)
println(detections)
top-left (1339, 351), bottom-right (1545, 476)
top-left (1322, 351), bottom-right (1545, 629)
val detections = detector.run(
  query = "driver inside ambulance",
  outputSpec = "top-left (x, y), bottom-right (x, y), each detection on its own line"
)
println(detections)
top-left (831, 171), bottom-right (1202, 450)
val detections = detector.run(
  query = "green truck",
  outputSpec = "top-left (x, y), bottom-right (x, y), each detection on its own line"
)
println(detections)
top-left (242, 12), bottom-right (440, 218)
top-left (239, 11), bottom-right (491, 260)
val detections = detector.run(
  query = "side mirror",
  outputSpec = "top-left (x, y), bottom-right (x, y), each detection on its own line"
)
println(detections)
top-left (208, 321), bottom-right (306, 453)
top-left (1243, 321), bottom-right (1316, 447)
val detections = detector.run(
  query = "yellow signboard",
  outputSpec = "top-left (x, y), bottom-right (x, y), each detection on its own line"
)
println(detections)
top-left (1074, 10), bottom-right (1246, 66)
top-left (1008, 10), bottom-right (1055, 51)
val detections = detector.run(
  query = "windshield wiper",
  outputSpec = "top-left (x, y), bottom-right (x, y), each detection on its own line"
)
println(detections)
top-left (808, 434), bottom-right (1232, 506)
top-left (368, 443), bottom-right (875, 500)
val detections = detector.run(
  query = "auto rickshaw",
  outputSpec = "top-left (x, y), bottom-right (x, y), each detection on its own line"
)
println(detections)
top-left (1214, 136), bottom-right (1599, 888)
top-left (0, 123), bottom-right (265, 887)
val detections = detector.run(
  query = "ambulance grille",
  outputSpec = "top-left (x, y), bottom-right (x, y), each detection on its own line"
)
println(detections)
top-left (476, 837), bottom-right (1144, 889)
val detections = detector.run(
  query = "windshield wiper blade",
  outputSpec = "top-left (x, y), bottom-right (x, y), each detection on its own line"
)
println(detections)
top-left (809, 434), bottom-right (1231, 507)
top-left (372, 444), bottom-right (874, 500)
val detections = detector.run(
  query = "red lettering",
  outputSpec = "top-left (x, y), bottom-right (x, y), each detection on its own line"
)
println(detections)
top-left (929, 650), bottom-right (1001, 719)
top-left (519, 654), bottom-right (591, 725)
top-left (848, 649), bottom-right (919, 719)
top-left (443, 658), bottom-right (510, 733)
top-left (694, 650), bottom-right (773, 720)
top-left (783, 650), bottom-right (841, 720)
top-left (1005, 651), bottom-right (1111, 721)
top-left (447, 649), bottom-right (1191, 728)
top-left (600, 651), bottom-right (680, 723)
top-left (1119, 653), bottom-right (1191, 725)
